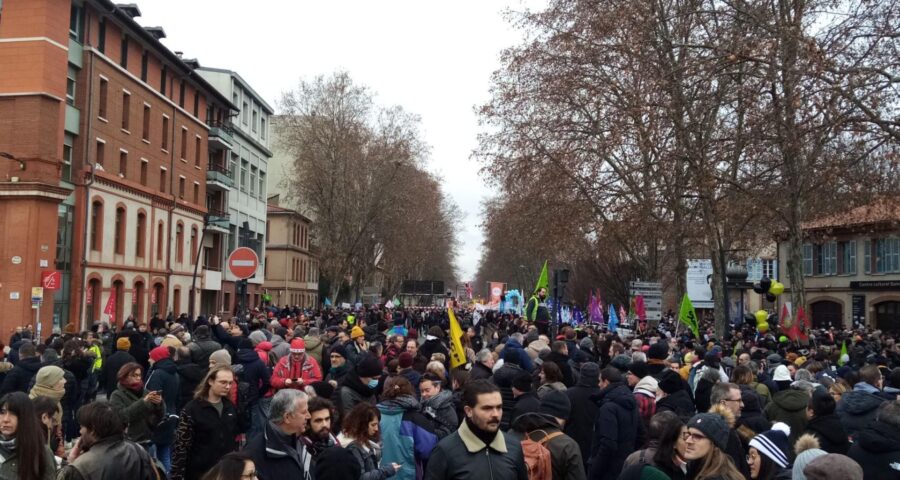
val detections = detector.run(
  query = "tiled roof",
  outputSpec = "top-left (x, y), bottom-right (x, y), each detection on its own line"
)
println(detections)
top-left (803, 198), bottom-right (900, 231)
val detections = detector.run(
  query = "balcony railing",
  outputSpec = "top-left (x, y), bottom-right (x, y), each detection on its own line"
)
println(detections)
top-left (207, 208), bottom-right (229, 220)
top-left (208, 162), bottom-right (230, 176)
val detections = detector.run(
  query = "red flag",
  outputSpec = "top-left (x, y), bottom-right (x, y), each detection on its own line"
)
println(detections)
top-left (103, 289), bottom-right (117, 322)
top-left (796, 306), bottom-right (809, 341)
top-left (635, 295), bottom-right (646, 321)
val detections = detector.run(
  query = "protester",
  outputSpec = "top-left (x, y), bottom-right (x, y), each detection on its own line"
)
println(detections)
top-left (200, 452), bottom-right (257, 480)
top-left (746, 423), bottom-right (792, 479)
top-left (511, 390), bottom-right (586, 480)
top-left (537, 362), bottom-right (567, 399)
top-left (108, 362), bottom-right (163, 447)
top-left (681, 412), bottom-right (744, 480)
top-left (836, 364), bottom-right (887, 441)
top-left (620, 411), bottom-right (688, 480)
top-left (146, 345), bottom-right (180, 472)
top-left (244, 389), bottom-right (313, 480)
top-left (470, 349), bottom-right (495, 381)
top-left (846, 399), bottom-right (900, 479)
top-left (378, 376), bottom-right (438, 480)
top-left (565, 362), bottom-right (600, 469)
top-left (301, 396), bottom-right (339, 460)
top-left (0, 342), bottom-right (41, 394)
top-left (102, 337), bottom-right (135, 398)
top-left (803, 388), bottom-right (849, 454)
top-left (510, 370), bottom-right (541, 423)
top-left (340, 403), bottom-right (401, 480)
top-left (419, 373), bottom-right (458, 438)
top-left (337, 353), bottom-right (382, 422)
top-left (0, 392), bottom-right (55, 480)
top-left (588, 367), bottom-right (640, 480)
top-left (655, 369), bottom-right (695, 421)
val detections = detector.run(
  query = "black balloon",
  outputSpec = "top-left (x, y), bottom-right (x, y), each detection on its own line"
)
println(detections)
top-left (760, 277), bottom-right (772, 292)
top-left (744, 313), bottom-right (756, 324)
top-left (753, 282), bottom-right (766, 294)
top-left (766, 292), bottom-right (777, 302)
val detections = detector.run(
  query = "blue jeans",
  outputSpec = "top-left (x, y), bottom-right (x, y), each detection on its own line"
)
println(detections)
top-left (150, 443), bottom-right (172, 473)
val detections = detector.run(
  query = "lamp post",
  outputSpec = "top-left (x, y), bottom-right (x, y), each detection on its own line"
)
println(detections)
top-left (188, 214), bottom-right (210, 322)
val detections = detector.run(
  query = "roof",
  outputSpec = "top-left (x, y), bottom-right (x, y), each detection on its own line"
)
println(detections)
top-left (195, 67), bottom-right (275, 114)
top-left (267, 204), bottom-right (312, 223)
top-left (802, 197), bottom-right (900, 232)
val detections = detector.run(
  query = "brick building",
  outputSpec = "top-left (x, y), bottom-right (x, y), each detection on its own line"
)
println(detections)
top-left (0, 0), bottom-right (235, 332)
top-left (263, 196), bottom-right (319, 308)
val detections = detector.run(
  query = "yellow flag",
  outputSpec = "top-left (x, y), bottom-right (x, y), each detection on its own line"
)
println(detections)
top-left (447, 307), bottom-right (467, 369)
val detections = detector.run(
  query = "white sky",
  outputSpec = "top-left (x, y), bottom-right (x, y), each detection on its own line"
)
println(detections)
top-left (137, 0), bottom-right (545, 281)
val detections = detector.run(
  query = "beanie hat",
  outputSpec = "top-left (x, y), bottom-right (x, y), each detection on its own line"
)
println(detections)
top-left (512, 372), bottom-right (533, 392)
top-left (803, 454), bottom-right (863, 480)
top-left (209, 349), bottom-right (231, 367)
top-left (330, 343), bottom-right (348, 360)
top-left (749, 422), bottom-right (791, 468)
top-left (314, 446), bottom-right (363, 480)
top-left (502, 347), bottom-right (522, 366)
top-left (628, 361), bottom-right (649, 379)
top-left (580, 362), bottom-right (600, 385)
top-left (355, 354), bottom-right (383, 378)
top-left (249, 330), bottom-right (267, 346)
top-left (398, 352), bottom-right (414, 369)
top-left (686, 413), bottom-right (730, 451)
top-left (767, 353), bottom-right (784, 366)
top-left (579, 337), bottom-right (594, 352)
top-left (35, 366), bottom-right (65, 388)
top-left (161, 335), bottom-right (183, 348)
top-left (792, 434), bottom-right (826, 480)
top-left (194, 325), bottom-right (210, 337)
top-left (116, 337), bottom-right (131, 351)
top-left (539, 390), bottom-right (571, 421)
top-left (658, 369), bottom-right (683, 394)
top-left (773, 365), bottom-right (792, 382)
top-left (610, 354), bottom-right (632, 372)
top-left (351, 326), bottom-right (365, 339)
top-left (149, 346), bottom-right (170, 363)
top-left (648, 342), bottom-right (669, 360)
top-left (290, 338), bottom-right (306, 353)
top-left (427, 326), bottom-right (444, 340)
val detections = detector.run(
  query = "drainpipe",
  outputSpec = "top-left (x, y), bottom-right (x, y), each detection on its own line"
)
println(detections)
top-left (77, 18), bottom-right (98, 331)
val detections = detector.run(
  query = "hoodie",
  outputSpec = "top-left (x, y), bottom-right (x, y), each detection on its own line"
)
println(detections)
top-left (837, 384), bottom-right (887, 440)
top-left (848, 420), bottom-right (900, 480)
top-left (378, 396), bottom-right (439, 480)
top-left (235, 348), bottom-right (272, 404)
top-left (303, 334), bottom-right (324, 367)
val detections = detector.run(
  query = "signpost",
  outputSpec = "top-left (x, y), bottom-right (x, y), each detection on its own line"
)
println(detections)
top-left (228, 247), bottom-right (259, 316)
top-left (629, 281), bottom-right (663, 322)
top-left (31, 287), bottom-right (43, 341)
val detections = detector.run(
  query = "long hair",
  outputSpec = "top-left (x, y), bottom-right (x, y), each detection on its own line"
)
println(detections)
top-left (0, 392), bottom-right (49, 480)
top-left (694, 445), bottom-right (744, 480)
top-left (342, 403), bottom-right (381, 444)
top-left (201, 452), bottom-right (252, 480)
top-left (651, 411), bottom-right (685, 469)
top-left (194, 365), bottom-right (234, 401)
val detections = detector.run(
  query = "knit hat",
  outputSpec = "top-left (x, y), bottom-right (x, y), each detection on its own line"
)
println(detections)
top-left (398, 352), bottom-right (414, 369)
top-left (580, 362), bottom-right (600, 384)
top-left (610, 354), bottom-right (632, 372)
top-left (149, 346), bottom-right (170, 363)
top-left (290, 338), bottom-right (306, 353)
top-left (355, 354), bottom-right (383, 378)
top-left (427, 326), bottom-right (444, 339)
top-left (686, 413), bottom-right (730, 451)
top-left (539, 390), bottom-right (571, 421)
top-left (330, 344), bottom-right (348, 360)
top-left (749, 422), bottom-right (791, 468)
top-left (803, 454), bottom-right (863, 480)
top-left (767, 353), bottom-right (784, 366)
top-left (350, 326), bottom-right (365, 339)
top-left (628, 361), bottom-right (649, 379)
top-left (579, 337), bottom-right (594, 352)
top-left (116, 337), bottom-right (131, 351)
top-left (161, 335), bottom-right (183, 348)
top-left (773, 365), bottom-right (792, 382)
top-left (658, 369), bottom-right (683, 394)
top-left (209, 349), bottom-right (231, 367)
top-left (236, 337), bottom-right (254, 350)
top-left (35, 366), bottom-right (65, 388)
top-left (648, 342), bottom-right (669, 360)
top-left (792, 435), bottom-right (826, 480)
top-left (249, 330), bottom-right (267, 346)
top-left (314, 446), bottom-right (363, 480)
top-left (512, 372), bottom-right (533, 392)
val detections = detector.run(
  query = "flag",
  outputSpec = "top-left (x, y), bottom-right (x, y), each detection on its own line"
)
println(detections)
top-left (782, 303), bottom-right (798, 341)
top-left (839, 340), bottom-right (848, 366)
top-left (589, 290), bottom-right (603, 323)
top-left (447, 307), bottom-right (467, 369)
top-left (678, 294), bottom-right (700, 338)
top-left (534, 260), bottom-right (549, 294)
top-left (635, 295), bottom-right (646, 321)
top-left (103, 289), bottom-right (117, 323)
top-left (796, 306), bottom-right (809, 341)
top-left (608, 304), bottom-right (619, 333)
top-left (619, 305), bottom-right (628, 324)
top-left (573, 305), bottom-right (584, 325)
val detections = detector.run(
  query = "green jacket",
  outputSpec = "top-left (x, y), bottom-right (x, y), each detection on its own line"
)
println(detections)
top-left (108, 384), bottom-right (163, 444)
top-left (0, 444), bottom-right (56, 480)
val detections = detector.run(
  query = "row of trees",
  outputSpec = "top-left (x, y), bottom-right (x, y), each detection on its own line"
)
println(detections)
top-left (277, 72), bottom-right (459, 303)
top-left (476, 0), bottom-right (899, 335)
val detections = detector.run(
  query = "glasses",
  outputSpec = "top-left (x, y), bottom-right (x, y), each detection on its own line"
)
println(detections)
top-left (682, 431), bottom-right (708, 442)
top-left (746, 451), bottom-right (759, 463)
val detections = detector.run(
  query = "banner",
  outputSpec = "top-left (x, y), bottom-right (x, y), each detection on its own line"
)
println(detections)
top-left (103, 288), bottom-right (117, 323)
top-left (534, 260), bottom-right (549, 294)
top-left (686, 259), bottom-right (714, 308)
top-left (488, 282), bottom-right (504, 309)
top-left (678, 293), bottom-right (700, 338)
top-left (132, 288), bottom-right (138, 305)
top-left (86, 285), bottom-right (93, 305)
top-left (447, 307), bottom-right (467, 369)
top-left (608, 304), bottom-right (619, 333)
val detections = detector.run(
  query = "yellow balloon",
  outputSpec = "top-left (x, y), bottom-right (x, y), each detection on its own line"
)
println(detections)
top-left (769, 281), bottom-right (784, 296)
top-left (757, 322), bottom-right (769, 333)
top-left (755, 310), bottom-right (768, 324)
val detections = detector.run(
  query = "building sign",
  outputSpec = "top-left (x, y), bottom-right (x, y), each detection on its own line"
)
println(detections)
top-left (686, 259), bottom-right (714, 309)
top-left (852, 294), bottom-right (866, 328)
top-left (629, 281), bottom-right (662, 321)
top-left (850, 281), bottom-right (900, 290)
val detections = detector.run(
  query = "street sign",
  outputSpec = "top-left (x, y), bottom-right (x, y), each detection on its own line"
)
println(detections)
top-left (629, 281), bottom-right (663, 321)
top-left (41, 270), bottom-right (61, 290)
top-left (31, 287), bottom-right (43, 301)
top-left (227, 247), bottom-right (259, 279)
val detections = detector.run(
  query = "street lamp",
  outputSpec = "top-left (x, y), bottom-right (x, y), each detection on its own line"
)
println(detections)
top-left (0, 152), bottom-right (26, 170)
top-left (188, 214), bottom-right (210, 321)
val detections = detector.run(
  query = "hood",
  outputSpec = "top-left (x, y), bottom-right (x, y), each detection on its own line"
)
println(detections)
top-left (303, 335), bottom-right (322, 350)
top-left (511, 412), bottom-right (560, 434)
top-left (506, 339), bottom-right (525, 351)
top-left (856, 421), bottom-right (900, 453)
top-left (150, 358), bottom-right (177, 374)
top-left (423, 389), bottom-right (453, 409)
top-left (634, 376), bottom-right (658, 395)
top-left (709, 403), bottom-right (737, 428)
top-left (772, 389), bottom-right (809, 412)
top-left (595, 382), bottom-right (636, 410)
top-left (256, 341), bottom-right (273, 352)
top-left (270, 336), bottom-right (285, 347)
top-left (739, 386), bottom-right (764, 414)
top-left (236, 348), bottom-right (262, 364)
top-left (378, 395), bottom-right (420, 414)
top-left (839, 390), bottom-right (885, 415)
top-left (18, 357), bottom-right (42, 373)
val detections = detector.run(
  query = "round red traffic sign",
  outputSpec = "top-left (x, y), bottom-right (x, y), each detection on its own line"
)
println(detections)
top-left (228, 247), bottom-right (259, 279)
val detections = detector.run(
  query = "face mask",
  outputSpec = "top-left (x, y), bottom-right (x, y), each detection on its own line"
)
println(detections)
top-left (367, 379), bottom-right (379, 389)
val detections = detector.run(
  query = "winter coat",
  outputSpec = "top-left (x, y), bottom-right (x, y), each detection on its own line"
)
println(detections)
top-left (836, 385), bottom-right (886, 440)
top-left (244, 421), bottom-right (313, 480)
top-left (538, 381), bottom-right (567, 399)
top-left (511, 391), bottom-right (542, 425)
top-left (399, 368), bottom-right (422, 396)
top-left (655, 389), bottom-right (695, 421)
top-left (345, 439), bottom-right (398, 480)
top-left (804, 413), bottom-right (850, 454)
top-left (235, 348), bottom-right (272, 405)
top-left (424, 420), bottom-right (528, 480)
top-left (419, 338), bottom-right (450, 366)
top-left (493, 362), bottom-right (525, 430)
top-left (0, 443), bottom-right (55, 480)
top-left (421, 389), bottom-right (458, 438)
top-left (565, 381), bottom-right (601, 470)
top-left (737, 385), bottom-right (770, 441)
top-left (512, 413), bottom-right (587, 480)
top-left (0, 356), bottom-right (41, 394)
top-left (270, 335), bottom-right (290, 360)
top-left (503, 339), bottom-right (534, 372)
top-left (588, 382), bottom-right (640, 480)
top-left (108, 384), bottom-right (163, 444)
top-left (470, 361), bottom-right (493, 381)
top-left (57, 435), bottom-right (157, 480)
top-left (847, 420), bottom-right (900, 480)
top-left (303, 334), bottom-right (325, 367)
top-left (175, 359), bottom-right (205, 412)
top-left (170, 397), bottom-right (239, 480)
top-left (764, 388), bottom-right (808, 445)
top-left (379, 396), bottom-right (440, 480)
top-left (145, 357), bottom-right (180, 445)
top-left (271, 353), bottom-right (322, 391)
top-left (338, 373), bottom-right (378, 419)
top-left (101, 350), bottom-right (135, 395)
top-left (546, 351), bottom-right (576, 387)
top-left (188, 335), bottom-right (221, 370)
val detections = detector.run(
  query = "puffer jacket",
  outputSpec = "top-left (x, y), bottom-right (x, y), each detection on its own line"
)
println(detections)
top-left (847, 420), bottom-right (900, 480)
top-left (345, 439), bottom-right (398, 480)
top-left (303, 334), bottom-right (324, 367)
top-left (145, 358), bottom-right (180, 445)
top-left (588, 382), bottom-right (640, 480)
top-left (421, 389), bottom-right (458, 439)
top-left (764, 389), bottom-right (808, 445)
top-left (804, 413), bottom-right (850, 454)
top-left (379, 395), bottom-right (439, 480)
top-left (424, 420), bottom-right (527, 480)
top-left (836, 384), bottom-right (886, 441)
top-left (493, 362), bottom-right (525, 430)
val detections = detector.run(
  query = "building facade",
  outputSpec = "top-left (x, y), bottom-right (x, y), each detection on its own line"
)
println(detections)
top-left (1, 0), bottom-right (235, 332)
top-left (263, 196), bottom-right (318, 308)
top-left (778, 200), bottom-right (900, 331)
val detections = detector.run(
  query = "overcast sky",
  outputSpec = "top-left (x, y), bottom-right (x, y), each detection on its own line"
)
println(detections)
top-left (137, 0), bottom-right (545, 281)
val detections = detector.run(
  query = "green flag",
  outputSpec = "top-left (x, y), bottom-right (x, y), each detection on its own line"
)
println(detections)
top-left (533, 260), bottom-right (549, 294)
top-left (839, 340), bottom-right (848, 366)
top-left (678, 294), bottom-right (700, 338)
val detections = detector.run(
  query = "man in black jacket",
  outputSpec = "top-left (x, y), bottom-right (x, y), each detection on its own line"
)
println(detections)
top-left (187, 325), bottom-right (221, 370)
top-left (470, 349), bottom-right (495, 381)
top-left (546, 341), bottom-right (576, 387)
top-left (0, 342), bottom-right (41, 394)
top-left (589, 367), bottom-right (640, 480)
top-left (566, 362), bottom-right (600, 471)
top-left (245, 389), bottom-right (313, 480)
top-left (847, 399), bottom-right (900, 479)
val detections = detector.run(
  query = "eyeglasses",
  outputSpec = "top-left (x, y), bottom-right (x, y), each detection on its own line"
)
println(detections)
top-left (746, 451), bottom-right (759, 463)
top-left (681, 431), bottom-right (708, 442)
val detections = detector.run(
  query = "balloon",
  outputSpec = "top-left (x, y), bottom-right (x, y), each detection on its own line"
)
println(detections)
top-left (769, 281), bottom-right (784, 296)
top-left (779, 335), bottom-right (788, 343)
top-left (753, 282), bottom-right (766, 294)
top-left (766, 293), bottom-right (777, 303)
top-left (744, 313), bottom-right (757, 324)
top-left (755, 310), bottom-right (768, 324)
top-left (760, 277), bottom-right (772, 292)
top-left (757, 322), bottom-right (769, 333)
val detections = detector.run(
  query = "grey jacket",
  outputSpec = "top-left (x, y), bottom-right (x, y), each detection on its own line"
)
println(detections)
top-left (421, 390), bottom-right (458, 438)
top-left (345, 439), bottom-right (397, 480)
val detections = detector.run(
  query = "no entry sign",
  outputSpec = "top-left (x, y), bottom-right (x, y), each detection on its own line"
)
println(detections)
top-left (228, 247), bottom-right (259, 279)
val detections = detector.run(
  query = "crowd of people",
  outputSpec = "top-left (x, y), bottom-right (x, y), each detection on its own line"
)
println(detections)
top-left (0, 304), bottom-right (897, 480)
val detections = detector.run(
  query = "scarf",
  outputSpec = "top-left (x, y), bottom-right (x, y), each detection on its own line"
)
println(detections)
top-left (29, 384), bottom-right (64, 426)
top-left (120, 378), bottom-right (144, 394)
top-left (465, 417), bottom-right (500, 448)
top-left (0, 435), bottom-right (15, 461)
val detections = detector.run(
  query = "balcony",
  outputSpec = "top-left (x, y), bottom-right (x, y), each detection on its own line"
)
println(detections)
top-left (207, 208), bottom-right (230, 234)
top-left (207, 162), bottom-right (233, 191)
top-left (208, 120), bottom-right (234, 151)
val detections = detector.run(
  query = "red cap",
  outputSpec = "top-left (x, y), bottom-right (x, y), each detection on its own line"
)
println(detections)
top-left (290, 338), bottom-right (306, 353)
top-left (149, 346), bottom-right (170, 363)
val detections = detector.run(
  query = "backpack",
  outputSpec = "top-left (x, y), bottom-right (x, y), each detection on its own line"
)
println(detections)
top-left (521, 430), bottom-right (562, 480)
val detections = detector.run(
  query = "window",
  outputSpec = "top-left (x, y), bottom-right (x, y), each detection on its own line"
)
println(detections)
top-left (161, 115), bottom-right (169, 150)
top-left (160, 66), bottom-right (167, 95)
top-left (176, 223), bottom-right (184, 263)
top-left (135, 212), bottom-right (147, 258)
top-left (193, 92), bottom-right (200, 117)
top-left (90, 200), bottom-right (103, 251)
top-left (876, 238), bottom-right (900, 273)
top-left (98, 18), bottom-right (106, 53)
top-left (69, 5), bottom-right (84, 41)
top-left (159, 168), bottom-right (167, 193)
top-left (66, 67), bottom-right (76, 106)
top-left (261, 117), bottom-right (267, 139)
top-left (114, 206), bottom-right (126, 254)
top-left (252, 110), bottom-right (258, 132)
top-left (180, 127), bottom-right (188, 159)
top-left (802, 244), bottom-right (813, 276)
top-left (118, 150), bottom-right (127, 177)
top-left (242, 102), bottom-right (248, 124)
top-left (142, 104), bottom-right (150, 140)
top-left (120, 35), bottom-right (128, 68)
top-left (761, 259), bottom-right (775, 279)
top-left (121, 91), bottom-right (130, 131)
top-left (240, 160), bottom-right (248, 192)
top-left (190, 227), bottom-right (198, 265)
top-left (156, 223), bottom-right (164, 260)
top-left (179, 80), bottom-right (185, 108)
top-left (822, 242), bottom-right (837, 275)
top-left (95, 140), bottom-right (105, 166)
top-left (98, 77), bottom-right (108, 119)
top-left (865, 240), bottom-right (872, 273)
top-left (194, 136), bottom-right (201, 166)
top-left (141, 50), bottom-right (148, 82)
top-left (62, 133), bottom-right (74, 183)
top-left (178, 177), bottom-right (185, 199)
top-left (140, 159), bottom-right (148, 185)
top-left (250, 166), bottom-right (257, 196)
top-left (230, 153), bottom-right (238, 182)
top-left (258, 172), bottom-right (265, 200)
top-left (840, 241), bottom-right (856, 275)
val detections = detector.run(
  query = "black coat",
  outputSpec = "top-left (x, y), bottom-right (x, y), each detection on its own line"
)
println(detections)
top-left (102, 350), bottom-right (136, 396)
top-left (419, 338), bottom-right (450, 365)
top-left (805, 413), bottom-right (850, 454)
top-left (145, 358), bottom-right (180, 445)
top-left (244, 422), bottom-right (312, 480)
top-left (655, 390), bottom-right (695, 421)
top-left (175, 360), bottom-right (205, 412)
top-left (493, 363), bottom-right (525, 430)
top-left (847, 421), bottom-right (900, 480)
top-left (546, 351), bottom-right (576, 387)
top-left (170, 398), bottom-right (239, 480)
top-left (234, 348), bottom-right (271, 405)
top-left (425, 423), bottom-right (528, 480)
top-left (511, 392), bottom-right (541, 424)
top-left (837, 389), bottom-right (886, 441)
top-left (588, 383), bottom-right (639, 480)
top-left (470, 361), bottom-right (493, 381)
top-left (0, 356), bottom-right (41, 394)
top-left (565, 383), bottom-right (601, 470)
